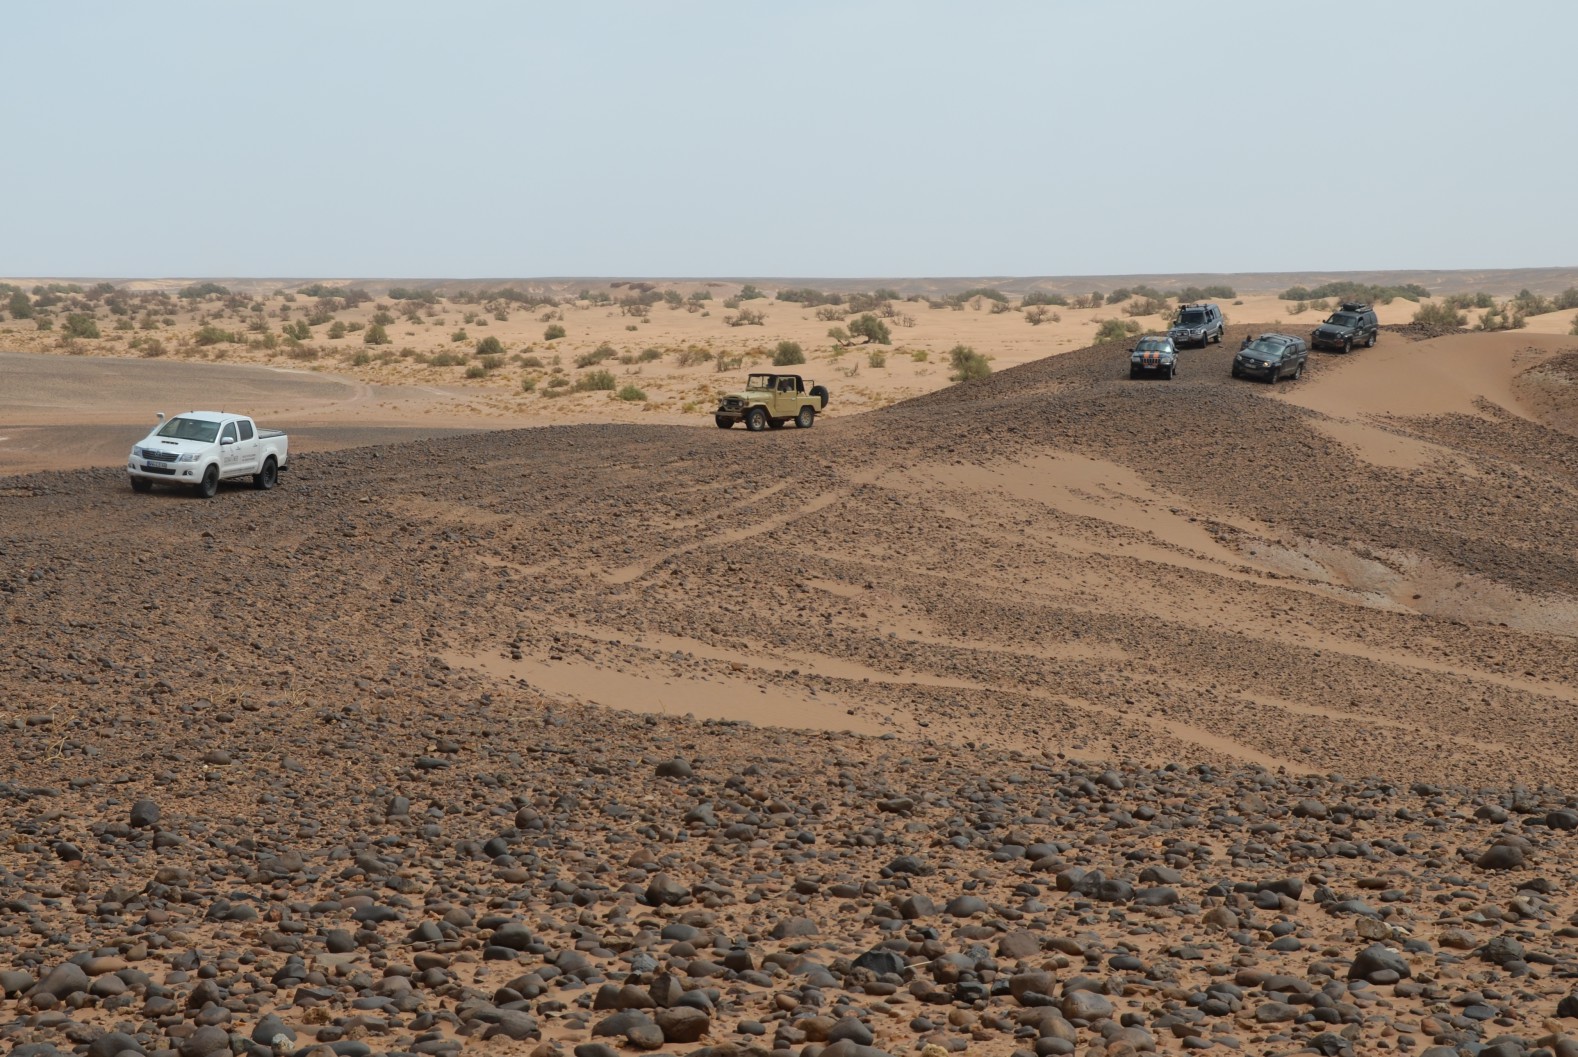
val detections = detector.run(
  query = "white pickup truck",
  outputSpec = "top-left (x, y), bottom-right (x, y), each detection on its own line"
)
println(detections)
top-left (127, 411), bottom-right (289, 498)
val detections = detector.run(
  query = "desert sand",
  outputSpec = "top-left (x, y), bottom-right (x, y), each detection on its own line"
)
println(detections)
top-left (1, 277), bottom-right (1577, 1057)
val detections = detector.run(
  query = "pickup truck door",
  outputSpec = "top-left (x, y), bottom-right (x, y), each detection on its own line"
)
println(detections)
top-left (234, 418), bottom-right (260, 475)
top-left (218, 420), bottom-right (259, 477)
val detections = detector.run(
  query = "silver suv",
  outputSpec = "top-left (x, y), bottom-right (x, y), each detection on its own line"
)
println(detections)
top-left (1169, 303), bottom-right (1225, 348)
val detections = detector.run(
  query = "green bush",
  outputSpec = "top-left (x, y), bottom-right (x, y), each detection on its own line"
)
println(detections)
top-left (519, 354), bottom-right (545, 368)
top-left (867, 349), bottom-right (887, 368)
top-left (363, 323), bottom-right (391, 345)
top-left (1444, 292), bottom-right (1496, 310)
top-left (1412, 302), bottom-right (1466, 328)
top-left (179, 282), bottom-right (229, 300)
top-left (575, 369), bottom-right (617, 392)
top-left (327, 321), bottom-right (347, 339)
top-left (1283, 281), bottom-right (1427, 304)
top-left (1021, 291), bottom-right (1068, 307)
top-left (616, 384), bottom-right (647, 401)
top-left (544, 323), bottom-right (567, 341)
top-left (1094, 318), bottom-right (1142, 344)
top-left (575, 344), bottom-right (617, 368)
top-left (777, 287), bottom-right (840, 306)
top-left (7, 291), bottom-right (33, 318)
top-left (1123, 297), bottom-right (1168, 317)
top-left (947, 344), bottom-right (991, 381)
top-left (1554, 287), bottom-right (1578, 311)
top-left (194, 324), bottom-right (239, 346)
top-left (738, 284), bottom-right (766, 300)
top-left (282, 320), bottom-right (310, 341)
top-left (465, 364), bottom-right (487, 379)
top-left (428, 351), bottom-right (466, 367)
top-left (1176, 284), bottom-right (1235, 302)
top-left (959, 287), bottom-right (1008, 303)
top-left (847, 313), bottom-right (891, 345)
top-left (637, 347), bottom-right (662, 362)
top-left (476, 335), bottom-right (505, 357)
top-left (772, 340), bottom-right (805, 366)
top-left (63, 313), bottom-right (100, 338)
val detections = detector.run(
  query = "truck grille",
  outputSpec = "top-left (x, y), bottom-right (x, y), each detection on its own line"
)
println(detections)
top-left (139, 448), bottom-right (179, 462)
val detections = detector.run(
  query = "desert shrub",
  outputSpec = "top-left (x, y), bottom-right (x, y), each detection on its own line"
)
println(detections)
top-left (738, 284), bottom-right (765, 300)
top-left (363, 323), bottom-right (391, 345)
top-left (1024, 306), bottom-right (1051, 325)
top-left (948, 344), bottom-right (991, 381)
top-left (912, 349), bottom-right (929, 362)
top-left (1283, 281), bottom-right (1427, 304)
top-left (518, 354), bottom-right (545, 368)
top-left (179, 282), bottom-right (229, 300)
top-left (7, 291), bottom-right (33, 318)
top-left (725, 307), bottom-right (766, 326)
top-left (773, 340), bottom-right (805, 366)
top-left (282, 320), bottom-right (310, 342)
top-left (575, 344), bottom-right (617, 368)
top-left (286, 345), bottom-right (318, 361)
top-left (137, 338), bottom-right (168, 358)
top-left (1021, 291), bottom-right (1068, 307)
top-left (959, 287), bottom-right (1008, 303)
top-left (477, 354), bottom-right (505, 371)
top-left (1477, 303), bottom-right (1526, 332)
top-left (371, 310), bottom-right (395, 326)
top-left (575, 369), bottom-right (617, 392)
top-left (1412, 302), bottom-right (1466, 328)
top-left (428, 351), bottom-right (466, 367)
top-left (1444, 291), bottom-right (1496, 310)
top-left (1094, 318), bottom-right (1142, 344)
top-left (1288, 301), bottom-right (1308, 315)
top-left (1511, 289), bottom-right (1555, 316)
top-left (867, 349), bottom-right (887, 368)
top-left (63, 313), bottom-right (100, 338)
top-left (989, 300), bottom-right (1012, 315)
top-left (616, 384), bottom-right (647, 401)
top-left (1553, 287), bottom-right (1578, 311)
top-left (1176, 284), bottom-right (1235, 302)
top-left (815, 305), bottom-right (847, 322)
top-left (827, 325), bottom-right (852, 346)
top-left (451, 329), bottom-right (468, 343)
top-left (636, 347), bottom-right (662, 362)
top-left (544, 323), bottom-right (566, 340)
top-left (714, 352), bottom-right (743, 372)
top-left (388, 287), bottom-right (439, 303)
top-left (476, 335), bottom-right (505, 357)
top-left (1124, 297), bottom-right (1168, 317)
top-left (847, 313), bottom-right (891, 345)
top-left (194, 324), bottom-right (239, 346)
top-left (1571, 315), bottom-right (1578, 336)
top-left (1105, 288), bottom-right (1133, 304)
top-left (676, 346), bottom-right (713, 367)
top-left (349, 350), bottom-right (371, 367)
top-left (521, 377), bottom-right (538, 392)
top-left (777, 287), bottom-right (840, 306)
top-left (688, 290), bottom-right (712, 302)
top-left (115, 318), bottom-right (134, 331)
top-left (327, 321), bottom-right (347, 339)
top-left (465, 364), bottom-right (487, 379)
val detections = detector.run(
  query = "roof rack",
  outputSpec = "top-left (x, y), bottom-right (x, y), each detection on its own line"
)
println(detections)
top-left (1338, 301), bottom-right (1372, 312)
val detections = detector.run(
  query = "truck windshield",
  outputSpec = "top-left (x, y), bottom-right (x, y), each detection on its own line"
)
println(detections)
top-left (747, 374), bottom-right (774, 390)
top-left (1177, 311), bottom-right (1206, 325)
top-left (155, 417), bottom-right (221, 443)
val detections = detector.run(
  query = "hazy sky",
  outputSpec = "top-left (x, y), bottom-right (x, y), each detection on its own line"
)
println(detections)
top-left (5, 0), bottom-right (1574, 278)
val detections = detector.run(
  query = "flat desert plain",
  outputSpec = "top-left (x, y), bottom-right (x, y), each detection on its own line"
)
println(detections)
top-left (1, 274), bottom-right (1578, 1057)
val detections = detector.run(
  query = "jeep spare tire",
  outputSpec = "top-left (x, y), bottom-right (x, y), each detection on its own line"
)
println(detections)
top-left (810, 384), bottom-right (829, 409)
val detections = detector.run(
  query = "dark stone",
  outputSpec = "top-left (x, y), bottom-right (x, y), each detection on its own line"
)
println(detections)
top-left (129, 799), bottom-right (161, 828)
top-left (852, 949), bottom-right (907, 977)
top-left (1348, 943), bottom-right (1411, 983)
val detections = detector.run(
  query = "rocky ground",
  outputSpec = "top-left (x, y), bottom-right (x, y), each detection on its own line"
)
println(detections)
top-left (2, 325), bottom-right (1577, 1057)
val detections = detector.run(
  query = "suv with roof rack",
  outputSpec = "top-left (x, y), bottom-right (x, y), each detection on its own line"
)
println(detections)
top-left (1310, 302), bottom-right (1379, 353)
top-left (1168, 303), bottom-right (1225, 348)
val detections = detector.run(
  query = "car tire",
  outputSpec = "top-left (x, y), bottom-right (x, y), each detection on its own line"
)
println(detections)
top-left (253, 457), bottom-right (278, 490)
top-left (796, 406), bottom-right (815, 428)
top-left (715, 416), bottom-right (733, 429)
top-left (1293, 361), bottom-right (1304, 380)
top-left (1231, 367), bottom-right (1242, 379)
top-left (745, 407), bottom-right (768, 432)
top-left (1367, 331), bottom-right (1377, 347)
top-left (1167, 363), bottom-right (1176, 380)
top-left (1343, 339), bottom-right (1352, 354)
top-left (1266, 367), bottom-right (1278, 385)
top-left (130, 477), bottom-right (153, 493)
top-left (810, 384), bottom-right (830, 409)
top-left (197, 464), bottom-right (219, 499)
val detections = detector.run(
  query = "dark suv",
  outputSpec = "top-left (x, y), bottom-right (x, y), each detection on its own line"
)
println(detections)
top-left (1310, 302), bottom-right (1379, 353)
top-left (1169, 303), bottom-right (1225, 347)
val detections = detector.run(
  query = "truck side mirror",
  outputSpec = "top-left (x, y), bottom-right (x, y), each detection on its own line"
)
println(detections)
top-left (220, 437), bottom-right (235, 446)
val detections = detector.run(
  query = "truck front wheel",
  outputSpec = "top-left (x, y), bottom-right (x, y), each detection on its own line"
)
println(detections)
top-left (253, 457), bottom-right (278, 490)
top-left (715, 416), bottom-right (733, 429)
top-left (130, 477), bottom-right (152, 493)
top-left (745, 407), bottom-right (768, 432)
top-left (197, 465), bottom-right (219, 499)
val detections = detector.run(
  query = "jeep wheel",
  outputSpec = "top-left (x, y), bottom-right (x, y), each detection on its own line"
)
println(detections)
top-left (1293, 361), bottom-right (1304, 380)
top-left (745, 407), bottom-right (768, 432)
top-left (1343, 338), bottom-right (1352, 354)
top-left (810, 384), bottom-right (829, 409)
top-left (1367, 332), bottom-right (1377, 348)
top-left (1129, 367), bottom-right (1140, 380)
top-left (130, 477), bottom-right (153, 493)
top-left (196, 464), bottom-right (219, 499)
top-left (1166, 363), bottom-right (1176, 380)
top-left (796, 406), bottom-right (815, 429)
top-left (714, 416), bottom-right (733, 429)
top-left (1265, 366), bottom-right (1278, 385)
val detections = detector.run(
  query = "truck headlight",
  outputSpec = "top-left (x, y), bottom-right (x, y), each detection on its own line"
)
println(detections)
top-left (178, 453), bottom-right (201, 462)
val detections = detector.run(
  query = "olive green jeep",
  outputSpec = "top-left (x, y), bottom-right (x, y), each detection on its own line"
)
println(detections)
top-left (714, 373), bottom-right (830, 431)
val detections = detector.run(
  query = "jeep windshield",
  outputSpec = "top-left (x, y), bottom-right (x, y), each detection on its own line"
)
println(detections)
top-left (1176, 311), bottom-right (1207, 325)
top-left (1325, 314), bottom-right (1360, 327)
top-left (1243, 340), bottom-right (1285, 357)
top-left (746, 375), bottom-right (776, 390)
top-left (154, 417), bottom-right (221, 443)
top-left (1134, 339), bottom-right (1170, 352)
